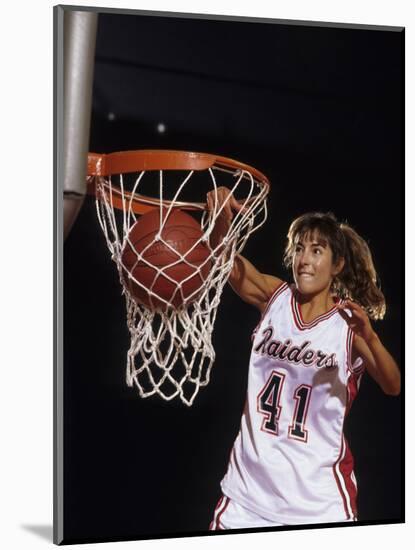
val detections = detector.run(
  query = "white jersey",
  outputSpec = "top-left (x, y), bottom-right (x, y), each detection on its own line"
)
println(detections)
top-left (221, 282), bottom-right (364, 525)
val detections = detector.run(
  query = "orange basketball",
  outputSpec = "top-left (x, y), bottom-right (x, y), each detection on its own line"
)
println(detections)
top-left (121, 208), bottom-right (211, 310)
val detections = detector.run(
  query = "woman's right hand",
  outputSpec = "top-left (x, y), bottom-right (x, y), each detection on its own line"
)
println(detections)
top-left (206, 186), bottom-right (244, 222)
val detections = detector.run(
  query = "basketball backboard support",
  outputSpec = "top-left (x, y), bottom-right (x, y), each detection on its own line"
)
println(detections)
top-left (61, 9), bottom-right (97, 239)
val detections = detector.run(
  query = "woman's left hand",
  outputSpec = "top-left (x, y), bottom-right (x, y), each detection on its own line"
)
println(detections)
top-left (337, 300), bottom-right (376, 344)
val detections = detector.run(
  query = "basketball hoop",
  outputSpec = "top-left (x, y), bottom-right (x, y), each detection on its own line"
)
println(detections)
top-left (87, 150), bottom-right (270, 406)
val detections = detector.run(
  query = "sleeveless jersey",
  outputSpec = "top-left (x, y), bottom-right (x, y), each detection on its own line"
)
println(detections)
top-left (221, 282), bottom-right (365, 524)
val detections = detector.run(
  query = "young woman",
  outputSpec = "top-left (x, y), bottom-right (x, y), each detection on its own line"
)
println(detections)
top-left (207, 187), bottom-right (400, 529)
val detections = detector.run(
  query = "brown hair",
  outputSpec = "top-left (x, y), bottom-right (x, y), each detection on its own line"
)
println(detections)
top-left (283, 212), bottom-right (386, 320)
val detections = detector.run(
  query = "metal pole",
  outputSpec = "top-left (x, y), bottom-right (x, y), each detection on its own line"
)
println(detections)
top-left (63, 10), bottom-right (98, 239)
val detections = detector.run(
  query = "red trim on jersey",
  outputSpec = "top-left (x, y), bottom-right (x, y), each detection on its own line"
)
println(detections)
top-left (346, 327), bottom-right (354, 373)
top-left (333, 369), bottom-right (359, 520)
top-left (346, 327), bottom-right (365, 375)
top-left (214, 496), bottom-right (230, 530)
top-left (209, 495), bottom-right (224, 530)
top-left (251, 282), bottom-right (288, 341)
top-left (345, 369), bottom-right (360, 417)
top-left (333, 436), bottom-right (351, 519)
top-left (291, 288), bottom-right (343, 331)
top-left (338, 434), bottom-right (358, 519)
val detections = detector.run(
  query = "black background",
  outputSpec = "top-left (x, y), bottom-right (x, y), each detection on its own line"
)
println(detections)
top-left (63, 10), bottom-right (403, 544)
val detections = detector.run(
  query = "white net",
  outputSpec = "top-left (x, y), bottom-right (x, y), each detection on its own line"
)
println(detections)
top-left (93, 162), bottom-right (269, 406)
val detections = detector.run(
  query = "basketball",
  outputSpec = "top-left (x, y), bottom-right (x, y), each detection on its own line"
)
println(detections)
top-left (121, 208), bottom-right (211, 310)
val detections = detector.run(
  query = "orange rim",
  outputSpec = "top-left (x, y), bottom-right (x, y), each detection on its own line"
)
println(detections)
top-left (87, 149), bottom-right (270, 214)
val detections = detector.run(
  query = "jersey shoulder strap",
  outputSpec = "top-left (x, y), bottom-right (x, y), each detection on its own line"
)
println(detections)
top-left (251, 281), bottom-right (289, 341)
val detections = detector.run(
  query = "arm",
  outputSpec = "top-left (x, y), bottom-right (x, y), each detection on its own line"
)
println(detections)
top-left (207, 186), bottom-right (284, 312)
top-left (230, 255), bottom-right (283, 313)
top-left (338, 300), bottom-right (401, 396)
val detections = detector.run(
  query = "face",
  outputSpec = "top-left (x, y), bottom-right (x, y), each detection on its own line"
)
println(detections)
top-left (292, 232), bottom-right (342, 297)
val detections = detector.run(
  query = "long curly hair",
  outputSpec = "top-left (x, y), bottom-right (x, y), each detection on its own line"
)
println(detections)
top-left (283, 212), bottom-right (386, 320)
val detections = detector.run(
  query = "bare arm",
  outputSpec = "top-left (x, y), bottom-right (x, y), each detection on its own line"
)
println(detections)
top-left (207, 186), bottom-right (284, 312)
top-left (229, 255), bottom-right (283, 313)
top-left (353, 333), bottom-right (400, 396)
top-left (338, 300), bottom-right (401, 396)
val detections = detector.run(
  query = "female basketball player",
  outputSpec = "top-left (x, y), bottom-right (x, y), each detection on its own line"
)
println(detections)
top-left (207, 187), bottom-right (400, 529)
